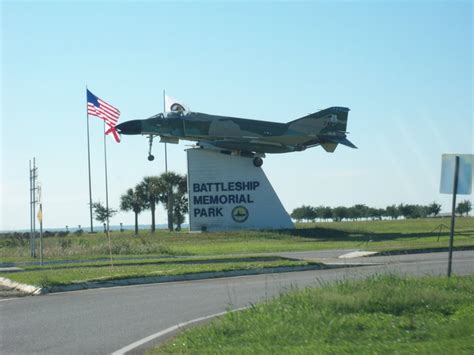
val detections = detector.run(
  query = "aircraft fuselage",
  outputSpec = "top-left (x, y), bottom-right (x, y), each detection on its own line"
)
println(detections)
top-left (116, 107), bottom-right (355, 156)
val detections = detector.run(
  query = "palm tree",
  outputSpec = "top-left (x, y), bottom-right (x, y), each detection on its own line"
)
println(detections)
top-left (136, 176), bottom-right (165, 233)
top-left (172, 175), bottom-right (188, 230)
top-left (159, 172), bottom-right (187, 231)
top-left (120, 187), bottom-right (145, 235)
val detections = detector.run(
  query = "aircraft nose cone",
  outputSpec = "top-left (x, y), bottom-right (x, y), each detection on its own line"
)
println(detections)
top-left (115, 120), bottom-right (142, 135)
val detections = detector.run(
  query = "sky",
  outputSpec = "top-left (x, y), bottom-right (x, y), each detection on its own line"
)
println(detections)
top-left (1, 1), bottom-right (472, 231)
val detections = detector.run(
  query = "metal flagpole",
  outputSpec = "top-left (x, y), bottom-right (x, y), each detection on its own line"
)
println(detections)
top-left (163, 89), bottom-right (168, 172)
top-left (163, 90), bottom-right (173, 231)
top-left (103, 121), bottom-right (113, 268)
top-left (86, 86), bottom-right (94, 233)
top-left (103, 121), bottom-right (110, 233)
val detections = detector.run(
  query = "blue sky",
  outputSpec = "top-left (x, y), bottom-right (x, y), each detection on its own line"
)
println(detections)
top-left (1, 1), bottom-right (472, 230)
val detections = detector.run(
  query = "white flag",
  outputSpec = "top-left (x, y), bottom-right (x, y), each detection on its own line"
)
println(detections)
top-left (164, 94), bottom-right (190, 112)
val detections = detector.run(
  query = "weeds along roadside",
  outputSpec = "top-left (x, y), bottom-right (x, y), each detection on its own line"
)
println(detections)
top-left (1, 217), bottom-right (473, 262)
top-left (154, 274), bottom-right (474, 354)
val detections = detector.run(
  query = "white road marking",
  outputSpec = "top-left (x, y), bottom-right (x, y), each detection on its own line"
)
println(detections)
top-left (0, 298), bottom-right (23, 302)
top-left (111, 307), bottom-right (248, 354)
top-left (339, 251), bottom-right (378, 259)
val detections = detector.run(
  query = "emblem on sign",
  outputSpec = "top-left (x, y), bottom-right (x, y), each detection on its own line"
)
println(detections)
top-left (231, 206), bottom-right (249, 223)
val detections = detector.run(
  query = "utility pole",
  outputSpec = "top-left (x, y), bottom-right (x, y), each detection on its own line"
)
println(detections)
top-left (29, 158), bottom-right (38, 258)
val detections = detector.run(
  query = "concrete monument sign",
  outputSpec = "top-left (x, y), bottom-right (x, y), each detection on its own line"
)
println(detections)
top-left (187, 149), bottom-right (293, 231)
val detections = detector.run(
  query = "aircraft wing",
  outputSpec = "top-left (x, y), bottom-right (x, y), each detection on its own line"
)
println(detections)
top-left (198, 138), bottom-right (291, 154)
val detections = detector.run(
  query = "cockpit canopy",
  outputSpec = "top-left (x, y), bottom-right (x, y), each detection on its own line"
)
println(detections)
top-left (147, 111), bottom-right (190, 120)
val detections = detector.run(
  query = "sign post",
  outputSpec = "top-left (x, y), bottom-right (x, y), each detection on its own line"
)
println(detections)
top-left (440, 154), bottom-right (473, 277)
top-left (447, 156), bottom-right (459, 277)
top-left (37, 204), bottom-right (43, 266)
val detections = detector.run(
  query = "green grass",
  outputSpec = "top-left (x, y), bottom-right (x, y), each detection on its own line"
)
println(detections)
top-left (2, 217), bottom-right (471, 292)
top-left (1, 218), bottom-right (473, 264)
top-left (155, 275), bottom-right (474, 354)
top-left (3, 258), bottom-right (311, 287)
top-left (17, 255), bottom-right (285, 270)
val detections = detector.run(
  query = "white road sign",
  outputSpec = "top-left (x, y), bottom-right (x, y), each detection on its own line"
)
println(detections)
top-left (440, 154), bottom-right (473, 195)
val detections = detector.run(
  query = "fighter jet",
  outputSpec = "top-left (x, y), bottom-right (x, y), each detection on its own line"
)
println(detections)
top-left (115, 106), bottom-right (356, 167)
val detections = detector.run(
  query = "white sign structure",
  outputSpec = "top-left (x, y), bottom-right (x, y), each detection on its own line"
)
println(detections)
top-left (439, 153), bottom-right (473, 277)
top-left (187, 149), bottom-right (294, 231)
top-left (440, 154), bottom-right (473, 195)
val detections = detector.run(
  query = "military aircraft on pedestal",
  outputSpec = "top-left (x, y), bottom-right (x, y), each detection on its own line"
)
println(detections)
top-left (115, 106), bottom-right (356, 167)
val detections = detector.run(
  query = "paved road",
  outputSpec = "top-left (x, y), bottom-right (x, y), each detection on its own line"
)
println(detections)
top-left (1, 250), bottom-right (473, 354)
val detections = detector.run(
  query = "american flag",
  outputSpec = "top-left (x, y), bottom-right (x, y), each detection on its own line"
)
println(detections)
top-left (87, 89), bottom-right (121, 143)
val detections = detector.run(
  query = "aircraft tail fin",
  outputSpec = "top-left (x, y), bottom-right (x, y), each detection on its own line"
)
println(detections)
top-left (287, 107), bottom-right (350, 132)
top-left (288, 107), bottom-right (355, 153)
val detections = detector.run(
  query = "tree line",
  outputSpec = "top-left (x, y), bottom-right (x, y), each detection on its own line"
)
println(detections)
top-left (291, 200), bottom-right (472, 222)
top-left (92, 171), bottom-right (188, 235)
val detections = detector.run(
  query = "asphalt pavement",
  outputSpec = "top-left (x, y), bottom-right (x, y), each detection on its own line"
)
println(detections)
top-left (1, 250), bottom-right (473, 355)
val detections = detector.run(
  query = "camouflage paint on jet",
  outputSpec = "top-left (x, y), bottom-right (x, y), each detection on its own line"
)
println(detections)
top-left (116, 106), bottom-right (356, 166)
